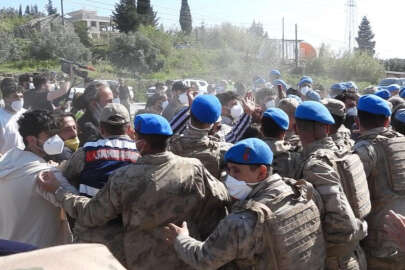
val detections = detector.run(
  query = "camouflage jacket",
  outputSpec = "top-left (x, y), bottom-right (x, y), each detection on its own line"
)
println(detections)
top-left (355, 127), bottom-right (405, 258)
top-left (169, 126), bottom-right (233, 178)
top-left (173, 174), bottom-right (325, 270)
top-left (162, 99), bottom-right (188, 122)
top-left (331, 125), bottom-right (354, 153)
top-left (262, 137), bottom-right (301, 179)
top-left (55, 151), bottom-right (230, 270)
top-left (285, 131), bottom-right (302, 152)
top-left (296, 137), bottom-right (367, 262)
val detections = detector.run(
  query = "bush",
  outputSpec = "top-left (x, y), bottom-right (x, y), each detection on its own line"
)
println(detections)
top-left (29, 23), bottom-right (91, 62)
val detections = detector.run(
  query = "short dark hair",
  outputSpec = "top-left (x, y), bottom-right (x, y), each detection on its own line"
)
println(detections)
top-left (331, 114), bottom-right (345, 129)
top-left (146, 93), bottom-right (166, 109)
top-left (358, 110), bottom-right (388, 130)
top-left (52, 112), bottom-right (76, 130)
top-left (100, 122), bottom-right (128, 136)
top-left (18, 110), bottom-right (57, 145)
top-left (74, 82), bottom-right (107, 110)
top-left (0, 78), bottom-right (19, 98)
top-left (249, 164), bottom-right (272, 174)
top-left (335, 92), bottom-right (358, 103)
top-left (216, 91), bottom-right (239, 106)
top-left (190, 113), bottom-right (207, 128)
top-left (286, 88), bottom-right (300, 97)
top-left (137, 132), bottom-right (171, 151)
top-left (295, 118), bottom-right (324, 133)
top-left (240, 124), bottom-right (263, 140)
top-left (18, 73), bottom-right (30, 84)
top-left (33, 74), bottom-right (48, 90)
top-left (261, 117), bottom-right (285, 138)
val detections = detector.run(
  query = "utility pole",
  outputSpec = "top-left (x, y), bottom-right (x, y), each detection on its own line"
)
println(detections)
top-left (282, 17), bottom-right (285, 62)
top-left (295, 24), bottom-right (298, 68)
top-left (61, 0), bottom-right (64, 25)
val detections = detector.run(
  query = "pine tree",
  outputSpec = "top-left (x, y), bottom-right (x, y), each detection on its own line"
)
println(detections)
top-left (33, 5), bottom-right (39, 15)
top-left (137, 0), bottom-right (158, 27)
top-left (355, 16), bottom-right (376, 55)
top-left (180, 0), bottom-right (192, 34)
top-left (46, 0), bottom-right (57, 15)
top-left (18, 5), bottom-right (22, 17)
top-left (25, 5), bottom-right (30, 15)
top-left (113, 0), bottom-right (140, 33)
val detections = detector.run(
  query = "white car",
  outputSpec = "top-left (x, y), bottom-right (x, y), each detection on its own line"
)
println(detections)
top-left (177, 79), bottom-right (209, 94)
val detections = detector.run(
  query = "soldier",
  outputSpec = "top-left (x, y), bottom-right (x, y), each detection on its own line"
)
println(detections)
top-left (322, 98), bottom-right (354, 152)
top-left (294, 101), bottom-right (367, 270)
top-left (278, 97), bottom-right (302, 152)
top-left (165, 138), bottom-right (326, 270)
top-left (260, 108), bottom-right (300, 178)
top-left (37, 113), bottom-right (230, 270)
top-left (354, 94), bottom-right (405, 269)
top-left (169, 95), bottom-right (232, 179)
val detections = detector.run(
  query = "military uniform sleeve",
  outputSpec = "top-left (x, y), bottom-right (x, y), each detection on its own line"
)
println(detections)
top-left (174, 212), bottom-right (257, 270)
top-left (303, 158), bottom-right (361, 244)
top-left (354, 140), bottom-right (377, 177)
top-left (61, 147), bottom-right (86, 188)
top-left (55, 168), bottom-right (125, 228)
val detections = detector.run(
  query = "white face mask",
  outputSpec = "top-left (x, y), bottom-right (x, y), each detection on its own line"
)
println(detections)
top-left (347, 107), bottom-right (358, 116)
top-left (43, 135), bottom-right (65, 155)
top-left (301, 86), bottom-right (311, 96)
top-left (178, 93), bottom-right (189, 105)
top-left (225, 174), bottom-right (253, 200)
top-left (49, 84), bottom-right (56, 92)
top-left (189, 120), bottom-right (213, 132)
top-left (29, 83), bottom-right (35, 90)
top-left (265, 100), bottom-right (275, 109)
top-left (112, 98), bottom-right (120, 104)
top-left (230, 102), bottom-right (244, 120)
top-left (11, 100), bottom-right (23, 112)
top-left (161, 100), bottom-right (169, 110)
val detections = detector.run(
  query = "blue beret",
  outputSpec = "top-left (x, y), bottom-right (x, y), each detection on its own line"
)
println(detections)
top-left (225, 138), bottom-right (273, 165)
top-left (387, 84), bottom-right (401, 92)
top-left (263, 108), bottom-right (289, 130)
top-left (299, 77), bottom-right (313, 87)
top-left (306, 90), bottom-right (321, 102)
top-left (345, 81), bottom-right (358, 90)
top-left (357, 94), bottom-right (392, 116)
top-left (395, 109), bottom-right (405, 124)
top-left (374, 89), bottom-right (391, 100)
top-left (134, 114), bottom-right (173, 136)
top-left (287, 94), bottom-right (302, 103)
top-left (191, 95), bottom-right (221, 124)
top-left (273, 79), bottom-right (288, 89)
top-left (270, 69), bottom-right (281, 76)
top-left (331, 83), bottom-right (347, 91)
top-left (400, 87), bottom-right (405, 98)
top-left (295, 101), bottom-right (335, 124)
top-left (254, 77), bottom-right (266, 85)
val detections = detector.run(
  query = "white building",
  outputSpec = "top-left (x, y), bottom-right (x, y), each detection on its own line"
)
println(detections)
top-left (67, 10), bottom-right (116, 38)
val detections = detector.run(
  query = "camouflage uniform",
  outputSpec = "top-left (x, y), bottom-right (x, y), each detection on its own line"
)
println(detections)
top-left (296, 137), bottom-right (367, 270)
top-left (355, 127), bottom-right (405, 270)
top-left (332, 125), bottom-right (354, 152)
top-left (174, 174), bottom-right (326, 270)
top-left (162, 99), bottom-right (188, 121)
top-left (169, 125), bottom-right (232, 179)
top-left (60, 135), bottom-right (138, 264)
top-left (262, 137), bottom-right (300, 178)
top-left (55, 151), bottom-right (230, 270)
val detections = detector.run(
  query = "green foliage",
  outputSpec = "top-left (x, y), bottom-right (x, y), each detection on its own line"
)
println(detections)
top-left (137, 0), bottom-right (158, 27)
top-left (356, 16), bottom-right (376, 56)
top-left (46, 0), bottom-right (57, 15)
top-left (109, 32), bottom-right (163, 75)
top-left (180, 0), bottom-right (192, 34)
top-left (113, 0), bottom-right (140, 33)
top-left (29, 24), bottom-right (91, 62)
top-left (73, 21), bottom-right (92, 47)
top-left (384, 58), bottom-right (405, 72)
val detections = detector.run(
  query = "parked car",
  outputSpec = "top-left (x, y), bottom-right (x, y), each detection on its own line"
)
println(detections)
top-left (175, 79), bottom-right (209, 94)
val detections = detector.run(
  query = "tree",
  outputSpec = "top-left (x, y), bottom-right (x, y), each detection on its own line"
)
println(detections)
top-left (46, 0), bottom-right (57, 15)
top-left (25, 5), bottom-right (30, 16)
top-left (18, 5), bottom-right (22, 17)
top-left (73, 21), bottom-right (92, 48)
top-left (355, 16), bottom-right (376, 56)
top-left (33, 5), bottom-right (39, 15)
top-left (180, 0), bottom-right (192, 34)
top-left (137, 0), bottom-right (158, 27)
top-left (113, 0), bottom-right (140, 33)
top-left (109, 32), bottom-right (163, 74)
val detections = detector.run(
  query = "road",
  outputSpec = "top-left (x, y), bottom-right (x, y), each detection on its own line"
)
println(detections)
top-left (130, 102), bottom-right (146, 116)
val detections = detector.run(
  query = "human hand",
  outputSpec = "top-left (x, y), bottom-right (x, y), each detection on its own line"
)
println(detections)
top-left (37, 170), bottom-right (61, 193)
top-left (164, 221), bottom-right (189, 244)
top-left (242, 91), bottom-right (256, 115)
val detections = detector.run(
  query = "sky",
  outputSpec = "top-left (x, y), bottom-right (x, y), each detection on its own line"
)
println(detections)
top-left (2, 0), bottom-right (404, 59)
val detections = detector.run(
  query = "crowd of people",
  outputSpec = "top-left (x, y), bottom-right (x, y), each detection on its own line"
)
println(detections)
top-left (1, 69), bottom-right (405, 270)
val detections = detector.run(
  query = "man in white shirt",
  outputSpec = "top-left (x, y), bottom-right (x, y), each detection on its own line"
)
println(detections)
top-left (0, 78), bottom-right (25, 154)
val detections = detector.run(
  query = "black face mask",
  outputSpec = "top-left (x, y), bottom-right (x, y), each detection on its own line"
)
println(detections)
top-left (344, 115), bottom-right (356, 130)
